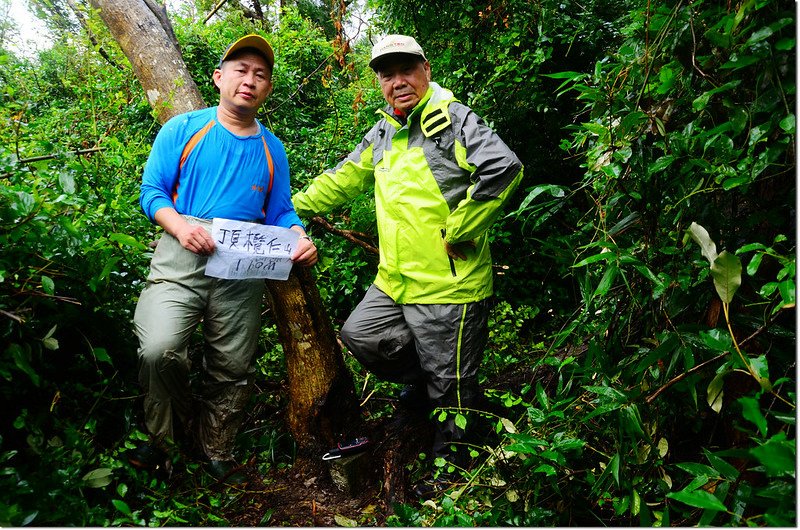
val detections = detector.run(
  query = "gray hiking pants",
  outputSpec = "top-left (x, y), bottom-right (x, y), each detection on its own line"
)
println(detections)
top-left (340, 284), bottom-right (490, 462)
top-left (133, 217), bottom-right (264, 461)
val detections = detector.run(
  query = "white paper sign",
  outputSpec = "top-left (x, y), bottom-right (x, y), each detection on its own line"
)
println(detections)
top-left (205, 218), bottom-right (299, 280)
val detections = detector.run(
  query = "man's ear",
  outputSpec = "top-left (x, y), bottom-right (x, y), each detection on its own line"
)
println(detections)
top-left (212, 68), bottom-right (222, 89)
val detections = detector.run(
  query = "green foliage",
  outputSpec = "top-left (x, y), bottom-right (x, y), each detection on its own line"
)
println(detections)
top-left (371, 0), bottom-right (795, 526)
top-left (0, 0), bottom-right (794, 526)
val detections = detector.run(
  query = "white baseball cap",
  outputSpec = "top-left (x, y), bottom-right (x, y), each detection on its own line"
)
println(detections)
top-left (369, 34), bottom-right (427, 71)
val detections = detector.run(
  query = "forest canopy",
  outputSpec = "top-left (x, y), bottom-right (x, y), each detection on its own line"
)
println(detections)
top-left (0, 0), bottom-right (795, 526)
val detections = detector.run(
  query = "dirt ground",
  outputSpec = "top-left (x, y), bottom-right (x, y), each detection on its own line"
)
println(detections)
top-left (225, 456), bottom-right (389, 526)
top-left (222, 408), bottom-right (434, 527)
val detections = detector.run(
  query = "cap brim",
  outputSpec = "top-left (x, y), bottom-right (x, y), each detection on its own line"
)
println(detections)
top-left (220, 35), bottom-right (275, 70)
top-left (369, 52), bottom-right (426, 71)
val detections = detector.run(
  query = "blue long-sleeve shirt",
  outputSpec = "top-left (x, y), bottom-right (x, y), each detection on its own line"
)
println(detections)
top-left (140, 106), bottom-right (303, 229)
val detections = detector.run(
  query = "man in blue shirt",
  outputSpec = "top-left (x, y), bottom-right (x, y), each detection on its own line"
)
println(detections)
top-left (131, 34), bottom-right (317, 484)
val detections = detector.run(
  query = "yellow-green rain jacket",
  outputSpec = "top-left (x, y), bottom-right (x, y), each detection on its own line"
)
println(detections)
top-left (292, 83), bottom-right (523, 304)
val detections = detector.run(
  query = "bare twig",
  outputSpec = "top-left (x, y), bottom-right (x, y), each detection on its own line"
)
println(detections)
top-left (0, 309), bottom-right (23, 323)
top-left (266, 53), bottom-right (338, 114)
top-left (14, 290), bottom-right (82, 305)
top-left (645, 351), bottom-right (728, 404)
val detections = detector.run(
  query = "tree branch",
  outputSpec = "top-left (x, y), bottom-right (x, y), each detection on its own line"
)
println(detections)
top-left (307, 216), bottom-right (378, 255)
top-left (204, 0), bottom-right (231, 24)
top-left (645, 351), bottom-right (728, 404)
top-left (142, 0), bottom-right (179, 48)
top-left (15, 147), bottom-right (105, 165)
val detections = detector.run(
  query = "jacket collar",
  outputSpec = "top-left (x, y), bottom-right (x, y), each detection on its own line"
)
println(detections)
top-left (377, 83), bottom-right (455, 128)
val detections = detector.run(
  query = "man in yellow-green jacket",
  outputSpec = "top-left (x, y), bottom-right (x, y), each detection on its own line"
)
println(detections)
top-left (292, 34), bottom-right (523, 498)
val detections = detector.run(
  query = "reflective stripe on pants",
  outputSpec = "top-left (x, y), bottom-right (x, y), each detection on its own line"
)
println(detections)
top-left (341, 284), bottom-right (490, 460)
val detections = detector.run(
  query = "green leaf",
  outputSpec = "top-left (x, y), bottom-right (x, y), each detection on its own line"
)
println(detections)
top-left (749, 355), bottom-right (771, 390)
top-left (572, 252), bottom-right (612, 268)
top-left (82, 467), bottom-right (113, 488)
top-left (58, 172), bottom-right (76, 194)
top-left (109, 232), bottom-right (148, 250)
top-left (779, 113), bottom-right (795, 133)
top-left (721, 176), bottom-right (750, 190)
top-left (699, 329), bottom-right (732, 351)
top-left (745, 25), bottom-right (773, 46)
top-left (593, 263), bottom-right (618, 298)
top-left (609, 453), bottom-right (620, 487)
top-left (583, 401), bottom-right (623, 421)
top-left (454, 413), bottom-right (467, 430)
top-left (620, 404), bottom-right (646, 438)
top-left (584, 385), bottom-right (627, 401)
top-left (691, 81), bottom-right (741, 111)
top-left (746, 252), bottom-right (764, 276)
top-left (777, 279), bottom-right (795, 306)
top-left (533, 464), bottom-right (557, 476)
top-left (93, 347), bottom-right (113, 365)
top-left (111, 499), bottom-right (132, 516)
top-left (738, 397), bottom-right (767, 436)
top-left (710, 251), bottom-right (742, 304)
top-left (543, 71), bottom-right (585, 80)
top-left (535, 382), bottom-right (548, 410)
top-left (706, 371), bottom-right (726, 413)
top-left (675, 462), bottom-right (720, 479)
top-left (702, 449), bottom-right (740, 480)
top-left (749, 432), bottom-right (795, 477)
top-left (41, 275), bottom-right (55, 295)
top-left (720, 54), bottom-right (760, 70)
top-left (688, 222), bottom-right (718, 264)
top-left (632, 489), bottom-right (641, 517)
top-left (666, 489), bottom-right (727, 511)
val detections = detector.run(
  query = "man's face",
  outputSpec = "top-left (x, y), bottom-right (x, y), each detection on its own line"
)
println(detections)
top-left (213, 51), bottom-right (273, 113)
top-left (376, 57), bottom-right (431, 114)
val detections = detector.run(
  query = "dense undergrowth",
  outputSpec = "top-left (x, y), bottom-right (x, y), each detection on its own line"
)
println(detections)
top-left (0, 0), bottom-right (795, 526)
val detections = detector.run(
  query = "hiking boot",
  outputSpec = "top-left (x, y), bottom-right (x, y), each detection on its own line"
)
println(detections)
top-left (206, 459), bottom-right (248, 486)
top-left (128, 443), bottom-right (168, 471)
top-left (398, 384), bottom-right (431, 412)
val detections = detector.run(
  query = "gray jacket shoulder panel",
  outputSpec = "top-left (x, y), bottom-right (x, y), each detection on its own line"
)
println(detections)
top-left (452, 102), bottom-right (522, 201)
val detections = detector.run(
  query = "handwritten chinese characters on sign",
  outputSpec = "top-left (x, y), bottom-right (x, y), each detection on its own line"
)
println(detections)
top-left (205, 218), bottom-right (299, 280)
